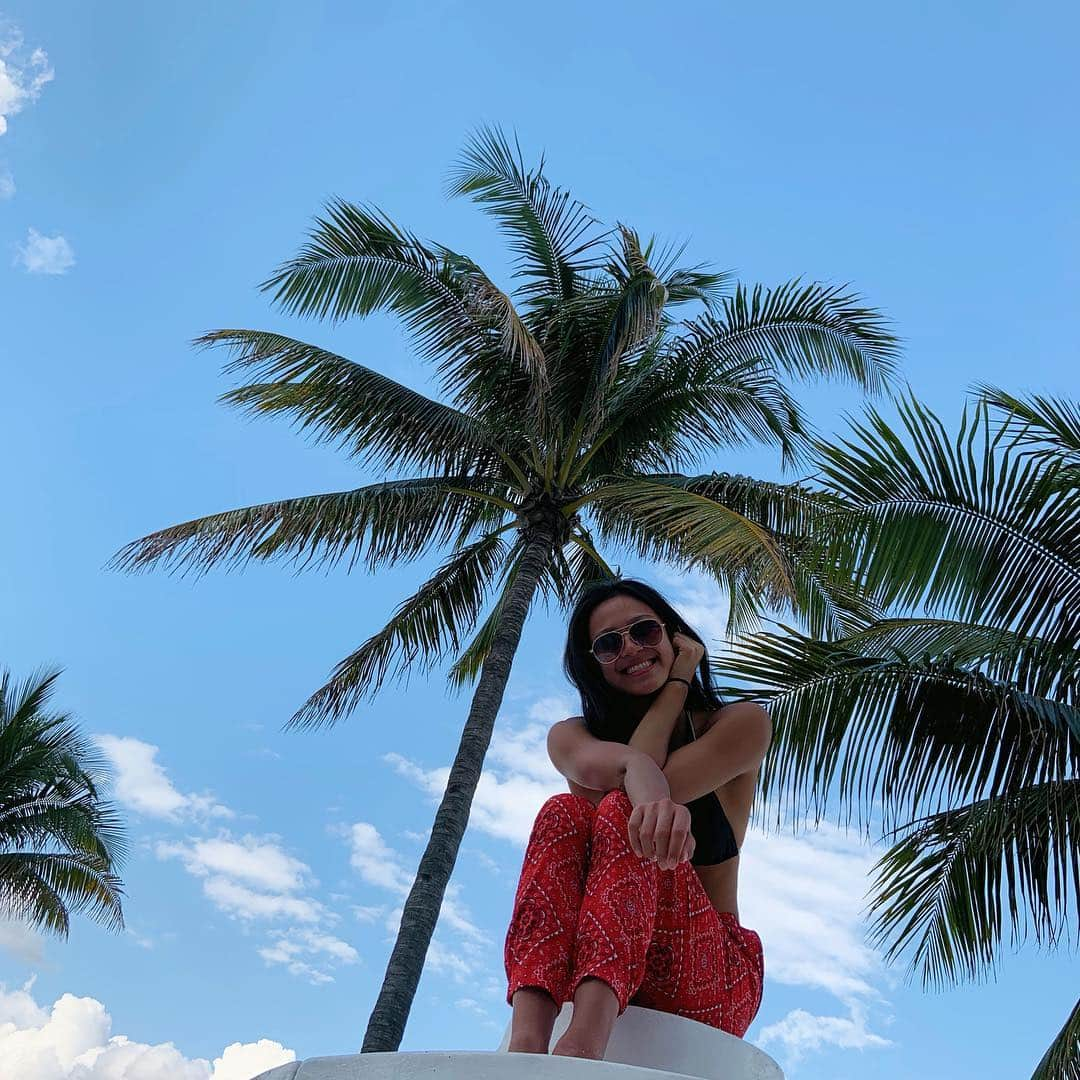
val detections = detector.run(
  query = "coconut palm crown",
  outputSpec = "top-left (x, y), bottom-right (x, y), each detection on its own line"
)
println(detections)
top-left (711, 389), bottom-right (1079, 1079)
top-left (0, 668), bottom-right (126, 938)
top-left (115, 128), bottom-right (898, 1050)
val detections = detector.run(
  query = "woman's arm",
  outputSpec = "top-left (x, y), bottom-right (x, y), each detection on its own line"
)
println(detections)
top-left (627, 632), bottom-right (707, 767)
top-left (548, 718), bottom-right (669, 803)
top-left (547, 719), bottom-right (693, 869)
top-left (662, 701), bottom-right (772, 803)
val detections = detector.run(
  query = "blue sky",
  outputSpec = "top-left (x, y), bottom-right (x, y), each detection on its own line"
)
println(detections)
top-left (0, 2), bottom-right (1076, 1077)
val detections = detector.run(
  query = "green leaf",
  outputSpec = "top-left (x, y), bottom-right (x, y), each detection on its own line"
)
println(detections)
top-left (202, 329), bottom-right (506, 474)
top-left (0, 669), bottom-right (126, 938)
top-left (868, 781), bottom-right (1080, 988)
top-left (687, 280), bottom-right (900, 394)
top-left (112, 477), bottom-right (513, 577)
top-left (1031, 995), bottom-right (1080, 1080)
top-left (292, 531), bottom-right (513, 726)
top-left (714, 631), bottom-right (1080, 830)
top-left (446, 126), bottom-right (604, 304)
top-left (816, 394), bottom-right (1080, 645)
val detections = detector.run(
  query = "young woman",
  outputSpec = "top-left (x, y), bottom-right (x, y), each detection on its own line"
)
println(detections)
top-left (504, 579), bottom-right (771, 1060)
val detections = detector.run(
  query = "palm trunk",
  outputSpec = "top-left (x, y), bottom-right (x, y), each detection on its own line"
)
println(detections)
top-left (360, 523), bottom-right (556, 1052)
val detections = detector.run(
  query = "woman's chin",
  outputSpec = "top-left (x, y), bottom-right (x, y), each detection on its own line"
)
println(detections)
top-left (617, 668), bottom-right (669, 695)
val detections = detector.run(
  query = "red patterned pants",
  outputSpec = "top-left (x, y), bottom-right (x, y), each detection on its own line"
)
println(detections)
top-left (505, 791), bottom-right (764, 1037)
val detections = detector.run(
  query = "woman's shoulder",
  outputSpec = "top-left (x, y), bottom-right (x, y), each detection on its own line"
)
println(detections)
top-left (695, 701), bottom-right (772, 739)
top-left (547, 716), bottom-right (587, 748)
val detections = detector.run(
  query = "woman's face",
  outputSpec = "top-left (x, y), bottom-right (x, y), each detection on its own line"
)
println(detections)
top-left (587, 594), bottom-right (676, 697)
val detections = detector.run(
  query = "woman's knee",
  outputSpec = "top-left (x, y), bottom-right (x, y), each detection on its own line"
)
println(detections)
top-left (535, 792), bottom-right (595, 836)
top-left (596, 788), bottom-right (632, 823)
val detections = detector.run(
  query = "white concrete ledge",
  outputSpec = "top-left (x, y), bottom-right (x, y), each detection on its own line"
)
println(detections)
top-left (254, 1005), bottom-right (783, 1080)
top-left (253, 1050), bottom-right (766, 1080)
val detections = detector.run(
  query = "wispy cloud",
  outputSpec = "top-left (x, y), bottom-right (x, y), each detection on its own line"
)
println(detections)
top-left (258, 928), bottom-right (359, 985)
top-left (0, 169), bottom-right (13, 199)
top-left (95, 735), bottom-right (232, 822)
top-left (0, 978), bottom-right (294, 1078)
top-left (14, 227), bottom-right (75, 275)
top-left (0, 920), bottom-right (42, 965)
top-left (760, 1002), bottom-right (893, 1062)
top-left (344, 819), bottom-right (487, 983)
top-left (0, 25), bottom-right (54, 137)
top-left (156, 836), bottom-right (325, 925)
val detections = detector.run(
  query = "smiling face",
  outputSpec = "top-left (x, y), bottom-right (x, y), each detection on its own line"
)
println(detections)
top-left (588, 594), bottom-right (676, 697)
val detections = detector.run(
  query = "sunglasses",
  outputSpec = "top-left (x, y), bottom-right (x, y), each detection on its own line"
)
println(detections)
top-left (590, 617), bottom-right (666, 664)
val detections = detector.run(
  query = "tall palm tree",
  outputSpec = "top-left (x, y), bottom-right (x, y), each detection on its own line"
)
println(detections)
top-left (0, 668), bottom-right (126, 937)
top-left (114, 128), bottom-right (898, 1050)
top-left (709, 389), bottom-right (1079, 1078)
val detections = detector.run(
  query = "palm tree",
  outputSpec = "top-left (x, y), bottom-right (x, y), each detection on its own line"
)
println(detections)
top-left (709, 389), bottom-right (1079, 1078)
top-left (114, 128), bottom-right (898, 1050)
top-left (0, 668), bottom-right (126, 937)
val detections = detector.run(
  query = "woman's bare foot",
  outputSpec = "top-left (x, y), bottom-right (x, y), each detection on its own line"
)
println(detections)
top-left (551, 978), bottom-right (619, 1061)
top-left (508, 988), bottom-right (559, 1053)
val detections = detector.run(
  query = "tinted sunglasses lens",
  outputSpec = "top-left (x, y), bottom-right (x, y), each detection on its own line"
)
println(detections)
top-left (592, 632), bottom-right (623, 663)
top-left (630, 619), bottom-right (664, 647)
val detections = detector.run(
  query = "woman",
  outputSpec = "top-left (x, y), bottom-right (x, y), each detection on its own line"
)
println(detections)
top-left (504, 579), bottom-right (771, 1060)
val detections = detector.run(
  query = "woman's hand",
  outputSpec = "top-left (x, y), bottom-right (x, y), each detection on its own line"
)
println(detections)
top-left (670, 632), bottom-right (705, 680)
top-left (628, 797), bottom-right (694, 870)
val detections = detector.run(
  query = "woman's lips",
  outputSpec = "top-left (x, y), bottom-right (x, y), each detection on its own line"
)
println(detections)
top-left (621, 657), bottom-right (658, 678)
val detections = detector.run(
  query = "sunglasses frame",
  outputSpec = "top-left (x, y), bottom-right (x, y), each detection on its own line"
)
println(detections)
top-left (589, 617), bottom-right (667, 665)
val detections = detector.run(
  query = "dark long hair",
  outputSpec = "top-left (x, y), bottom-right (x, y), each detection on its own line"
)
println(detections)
top-left (563, 578), bottom-right (724, 744)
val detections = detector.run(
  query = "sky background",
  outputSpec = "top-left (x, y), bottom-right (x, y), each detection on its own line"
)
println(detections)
top-left (1, 2), bottom-right (1077, 1078)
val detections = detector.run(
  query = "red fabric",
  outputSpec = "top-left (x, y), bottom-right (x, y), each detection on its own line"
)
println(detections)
top-left (505, 791), bottom-right (764, 1037)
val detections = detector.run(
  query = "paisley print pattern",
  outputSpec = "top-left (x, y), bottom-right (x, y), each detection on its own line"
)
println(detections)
top-left (505, 790), bottom-right (764, 1037)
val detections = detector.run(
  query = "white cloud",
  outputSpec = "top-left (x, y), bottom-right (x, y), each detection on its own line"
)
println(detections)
top-left (0, 27), bottom-right (54, 137)
top-left (657, 566), bottom-right (734, 647)
top-left (0, 919), bottom-right (43, 964)
top-left (347, 822), bottom-right (413, 894)
top-left (352, 904), bottom-right (386, 923)
top-left (383, 706), bottom-right (566, 847)
top-left (156, 836), bottom-right (310, 894)
top-left (201, 877), bottom-right (324, 924)
top-left (15, 227), bottom-right (76, 275)
top-left (95, 736), bottom-right (232, 822)
top-left (258, 928), bottom-right (359, 985)
top-left (345, 821), bottom-right (487, 983)
top-left (739, 821), bottom-right (884, 1003)
top-left (760, 1003), bottom-right (893, 1062)
top-left (212, 1040), bottom-right (297, 1080)
top-left (156, 837), bottom-right (324, 925)
top-left (0, 169), bottom-right (13, 198)
top-left (0, 980), bottom-right (294, 1079)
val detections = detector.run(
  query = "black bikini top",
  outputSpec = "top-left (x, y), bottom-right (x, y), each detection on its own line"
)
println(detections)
top-left (682, 711), bottom-right (739, 867)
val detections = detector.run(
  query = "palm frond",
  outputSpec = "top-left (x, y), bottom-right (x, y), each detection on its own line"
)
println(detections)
top-left (202, 329), bottom-right (506, 474)
top-left (868, 781), bottom-right (1080, 988)
top-left (978, 384), bottom-right (1080, 461)
top-left (1031, 995), bottom-right (1080, 1080)
top-left (260, 200), bottom-right (546, 414)
top-left (0, 851), bottom-right (124, 936)
top-left (839, 618), bottom-right (1078, 704)
top-left (445, 542), bottom-right (527, 692)
top-left (714, 630), bottom-right (1080, 829)
top-left (112, 477), bottom-right (513, 578)
top-left (291, 531), bottom-right (513, 726)
top-left (676, 280), bottom-right (900, 394)
top-left (589, 475), bottom-right (795, 603)
top-left (597, 353), bottom-right (810, 472)
top-left (977, 384), bottom-right (1080, 496)
top-left (817, 395), bottom-right (1080, 644)
top-left (439, 251), bottom-right (549, 410)
top-left (446, 126), bottom-right (605, 303)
